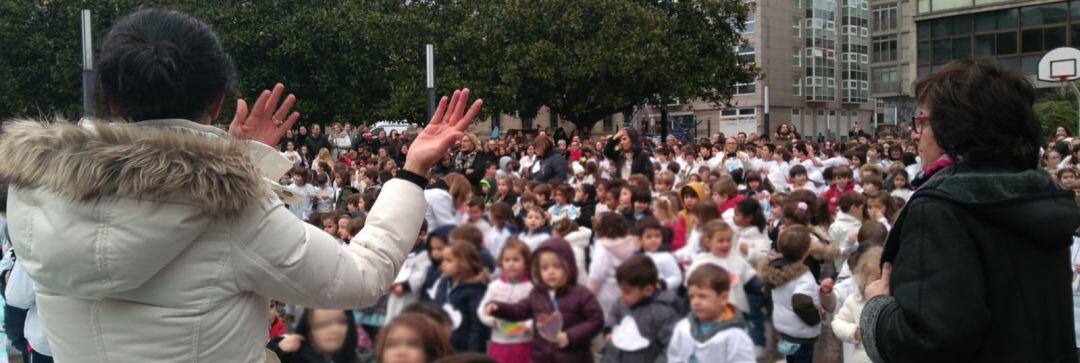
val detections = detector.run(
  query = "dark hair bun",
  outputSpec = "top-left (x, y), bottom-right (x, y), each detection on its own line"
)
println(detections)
top-left (96, 8), bottom-right (233, 121)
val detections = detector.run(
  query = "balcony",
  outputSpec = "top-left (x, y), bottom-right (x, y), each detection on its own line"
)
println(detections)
top-left (871, 80), bottom-right (900, 94)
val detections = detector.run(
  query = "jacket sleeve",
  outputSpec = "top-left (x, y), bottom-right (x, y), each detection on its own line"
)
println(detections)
top-left (792, 293), bottom-right (821, 326)
top-left (726, 330), bottom-right (757, 363)
top-left (650, 307), bottom-right (679, 361)
top-left (425, 191), bottom-right (458, 230)
top-left (465, 290), bottom-right (487, 352)
top-left (265, 336), bottom-right (298, 362)
top-left (603, 138), bottom-right (619, 161)
top-left (492, 295), bottom-right (533, 322)
top-left (478, 286), bottom-right (498, 328)
top-left (860, 201), bottom-right (990, 363)
top-left (233, 179), bottom-right (426, 309)
top-left (831, 294), bottom-right (859, 344)
top-left (666, 321), bottom-right (690, 363)
top-left (564, 290), bottom-right (605, 348)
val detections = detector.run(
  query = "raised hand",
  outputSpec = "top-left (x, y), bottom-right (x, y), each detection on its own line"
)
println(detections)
top-left (405, 89), bottom-right (483, 177)
top-left (230, 83), bottom-right (300, 147)
top-left (277, 334), bottom-right (304, 353)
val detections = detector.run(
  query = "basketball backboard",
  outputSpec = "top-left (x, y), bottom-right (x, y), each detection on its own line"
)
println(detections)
top-left (1038, 47), bottom-right (1080, 81)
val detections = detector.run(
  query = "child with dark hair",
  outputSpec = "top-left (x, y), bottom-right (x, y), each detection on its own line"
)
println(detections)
top-left (375, 312), bottom-right (453, 363)
top-left (485, 202), bottom-right (517, 261)
top-left (450, 224), bottom-right (497, 274)
top-left (821, 166), bottom-right (855, 215)
top-left (622, 186), bottom-right (654, 223)
top-left (572, 183), bottom-right (598, 229)
top-left (667, 264), bottom-right (755, 362)
top-left (887, 169), bottom-right (914, 201)
top-left (788, 165), bottom-right (815, 192)
top-left (829, 192), bottom-right (865, 275)
top-left (547, 184), bottom-right (580, 223)
top-left (601, 255), bottom-right (679, 363)
top-left (268, 309), bottom-right (359, 363)
top-left (588, 213), bottom-right (638, 325)
top-left (758, 225), bottom-right (824, 363)
top-left (517, 206), bottom-right (552, 251)
top-left (466, 197), bottom-right (493, 236)
top-left (635, 216), bottom-right (682, 291)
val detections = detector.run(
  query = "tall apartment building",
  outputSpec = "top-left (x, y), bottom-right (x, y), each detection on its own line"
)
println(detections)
top-left (636, 0), bottom-right (876, 142)
top-left (870, 0), bottom-right (918, 129)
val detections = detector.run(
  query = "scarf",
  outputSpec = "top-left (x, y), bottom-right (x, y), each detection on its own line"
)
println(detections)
top-left (454, 149), bottom-right (478, 171)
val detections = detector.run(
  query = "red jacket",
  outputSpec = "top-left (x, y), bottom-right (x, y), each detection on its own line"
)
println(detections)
top-left (719, 193), bottom-right (747, 214)
top-left (822, 182), bottom-right (855, 215)
top-left (268, 316), bottom-right (286, 341)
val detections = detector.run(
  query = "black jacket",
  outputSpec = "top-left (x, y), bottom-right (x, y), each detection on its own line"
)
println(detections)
top-left (861, 163), bottom-right (1079, 363)
top-left (434, 277), bottom-right (490, 353)
top-left (531, 149), bottom-right (568, 183)
top-left (303, 133), bottom-right (332, 155)
top-left (603, 137), bottom-right (654, 182)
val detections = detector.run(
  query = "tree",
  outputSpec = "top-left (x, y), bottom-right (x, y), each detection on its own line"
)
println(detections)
top-left (1035, 92), bottom-right (1078, 141)
top-left (435, 0), bottom-right (759, 133)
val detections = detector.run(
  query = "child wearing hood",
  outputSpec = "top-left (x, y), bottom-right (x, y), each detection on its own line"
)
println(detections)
top-left (587, 213), bottom-right (639, 326)
top-left (666, 264), bottom-right (755, 363)
top-left (421, 225), bottom-right (455, 301)
top-left (674, 181), bottom-right (707, 252)
top-left (485, 238), bottom-right (605, 363)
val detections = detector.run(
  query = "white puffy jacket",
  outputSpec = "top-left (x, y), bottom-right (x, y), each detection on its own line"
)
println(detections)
top-left (1, 119), bottom-right (425, 363)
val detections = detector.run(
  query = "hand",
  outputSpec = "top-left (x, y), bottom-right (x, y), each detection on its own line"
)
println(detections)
top-left (854, 327), bottom-right (862, 343)
top-left (484, 303), bottom-right (499, 315)
top-left (230, 83), bottom-right (300, 147)
top-left (405, 89), bottom-right (483, 178)
top-left (556, 332), bottom-right (569, 348)
top-left (1074, 264), bottom-right (1080, 274)
top-left (739, 243), bottom-right (749, 256)
top-left (392, 284), bottom-right (405, 296)
top-left (864, 262), bottom-right (892, 300)
top-left (820, 277), bottom-right (834, 295)
top-left (278, 334), bottom-right (304, 353)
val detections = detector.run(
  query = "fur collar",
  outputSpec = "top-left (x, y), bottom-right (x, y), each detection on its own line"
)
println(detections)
top-left (757, 258), bottom-right (810, 287)
top-left (0, 119), bottom-right (272, 217)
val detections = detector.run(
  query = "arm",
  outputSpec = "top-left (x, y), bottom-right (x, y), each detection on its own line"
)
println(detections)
top-left (492, 295), bottom-right (534, 322)
top-left (477, 286), bottom-right (498, 328)
top-left (666, 322), bottom-right (690, 363)
top-left (831, 294), bottom-right (859, 344)
top-left (791, 293), bottom-right (821, 326)
top-left (603, 138), bottom-right (619, 161)
top-left (233, 179), bottom-right (426, 309)
top-left (466, 290), bottom-right (487, 352)
top-left (564, 291), bottom-right (606, 348)
top-left (860, 202), bottom-right (990, 363)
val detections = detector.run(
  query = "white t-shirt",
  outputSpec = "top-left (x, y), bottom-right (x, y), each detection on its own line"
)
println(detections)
top-left (286, 183), bottom-right (318, 219)
top-left (314, 185), bottom-right (336, 213)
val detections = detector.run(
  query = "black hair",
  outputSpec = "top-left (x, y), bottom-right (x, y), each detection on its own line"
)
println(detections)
top-left (294, 309), bottom-right (359, 363)
top-left (97, 8), bottom-right (235, 121)
top-left (631, 186), bottom-right (652, 204)
top-left (734, 198), bottom-right (767, 233)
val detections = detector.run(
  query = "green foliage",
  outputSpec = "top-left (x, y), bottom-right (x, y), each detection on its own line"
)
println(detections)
top-left (0, 0), bottom-right (756, 131)
top-left (1035, 91), bottom-right (1077, 140)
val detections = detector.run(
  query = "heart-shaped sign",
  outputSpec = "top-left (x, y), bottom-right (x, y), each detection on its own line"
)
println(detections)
top-left (536, 311), bottom-right (563, 343)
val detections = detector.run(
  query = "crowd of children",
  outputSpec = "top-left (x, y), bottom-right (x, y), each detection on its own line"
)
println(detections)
top-left (261, 124), bottom-right (1080, 363)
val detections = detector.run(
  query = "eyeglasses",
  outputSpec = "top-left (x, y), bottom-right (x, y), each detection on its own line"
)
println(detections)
top-left (914, 114), bottom-right (930, 134)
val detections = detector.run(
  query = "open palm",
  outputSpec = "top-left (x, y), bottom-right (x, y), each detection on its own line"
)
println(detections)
top-left (405, 89), bottom-right (483, 175)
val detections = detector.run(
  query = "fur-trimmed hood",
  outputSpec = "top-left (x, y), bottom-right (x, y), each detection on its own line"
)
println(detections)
top-left (757, 257), bottom-right (810, 288)
top-left (0, 119), bottom-right (276, 217)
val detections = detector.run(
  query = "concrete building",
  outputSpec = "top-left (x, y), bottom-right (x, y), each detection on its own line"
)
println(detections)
top-left (913, 0), bottom-right (1078, 85)
top-left (870, 0), bottom-right (919, 131)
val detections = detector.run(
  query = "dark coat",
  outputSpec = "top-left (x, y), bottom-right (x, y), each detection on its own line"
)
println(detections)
top-left (303, 133), bottom-right (332, 155)
top-left (861, 163), bottom-right (1080, 363)
top-left (434, 277), bottom-right (491, 353)
top-left (603, 129), bottom-right (654, 182)
top-left (532, 149), bottom-right (569, 183)
top-left (601, 292), bottom-right (679, 363)
top-left (492, 238), bottom-right (605, 363)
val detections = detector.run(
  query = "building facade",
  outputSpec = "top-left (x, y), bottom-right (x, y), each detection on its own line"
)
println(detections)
top-left (870, 0), bottom-right (918, 130)
top-left (914, 0), bottom-right (1079, 83)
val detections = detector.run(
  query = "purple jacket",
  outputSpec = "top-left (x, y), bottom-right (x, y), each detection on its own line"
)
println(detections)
top-left (492, 237), bottom-right (604, 363)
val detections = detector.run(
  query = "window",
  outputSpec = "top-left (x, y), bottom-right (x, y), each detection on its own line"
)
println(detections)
top-left (872, 35), bottom-right (898, 62)
top-left (793, 0), bottom-right (801, 8)
top-left (793, 77), bottom-right (802, 96)
top-left (794, 47), bottom-right (802, 66)
top-left (872, 4), bottom-right (898, 31)
top-left (721, 109), bottom-right (737, 116)
top-left (739, 108), bottom-right (757, 115)
top-left (735, 81), bottom-right (756, 95)
top-left (793, 19), bottom-right (802, 37)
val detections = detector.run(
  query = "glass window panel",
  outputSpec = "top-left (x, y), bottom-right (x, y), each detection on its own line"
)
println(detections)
top-left (996, 32), bottom-right (1017, 54)
top-left (1044, 3), bottom-right (1069, 24)
top-left (919, 0), bottom-right (929, 13)
top-left (918, 40), bottom-right (930, 64)
top-left (1073, 0), bottom-right (1080, 21)
top-left (997, 9), bottom-right (1017, 30)
top-left (918, 65), bottom-right (932, 76)
top-left (953, 37), bottom-right (972, 58)
top-left (975, 12), bottom-right (996, 32)
top-left (1045, 26), bottom-right (1066, 50)
top-left (954, 15), bottom-right (972, 35)
top-left (932, 39), bottom-right (952, 64)
top-left (1072, 24), bottom-right (1080, 47)
top-left (975, 34), bottom-right (995, 56)
top-left (931, 0), bottom-right (970, 12)
top-left (918, 21), bottom-right (930, 40)
top-left (932, 17), bottom-right (954, 37)
top-left (996, 55), bottom-right (1019, 69)
top-left (1022, 28), bottom-right (1042, 52)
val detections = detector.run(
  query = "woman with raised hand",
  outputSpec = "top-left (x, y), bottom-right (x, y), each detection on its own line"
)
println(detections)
top-left (0, 7), bottom-right (481, 363)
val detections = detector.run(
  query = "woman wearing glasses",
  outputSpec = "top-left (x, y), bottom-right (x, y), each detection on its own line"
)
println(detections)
top-left (859, 58), bottom-right (1079, 362)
